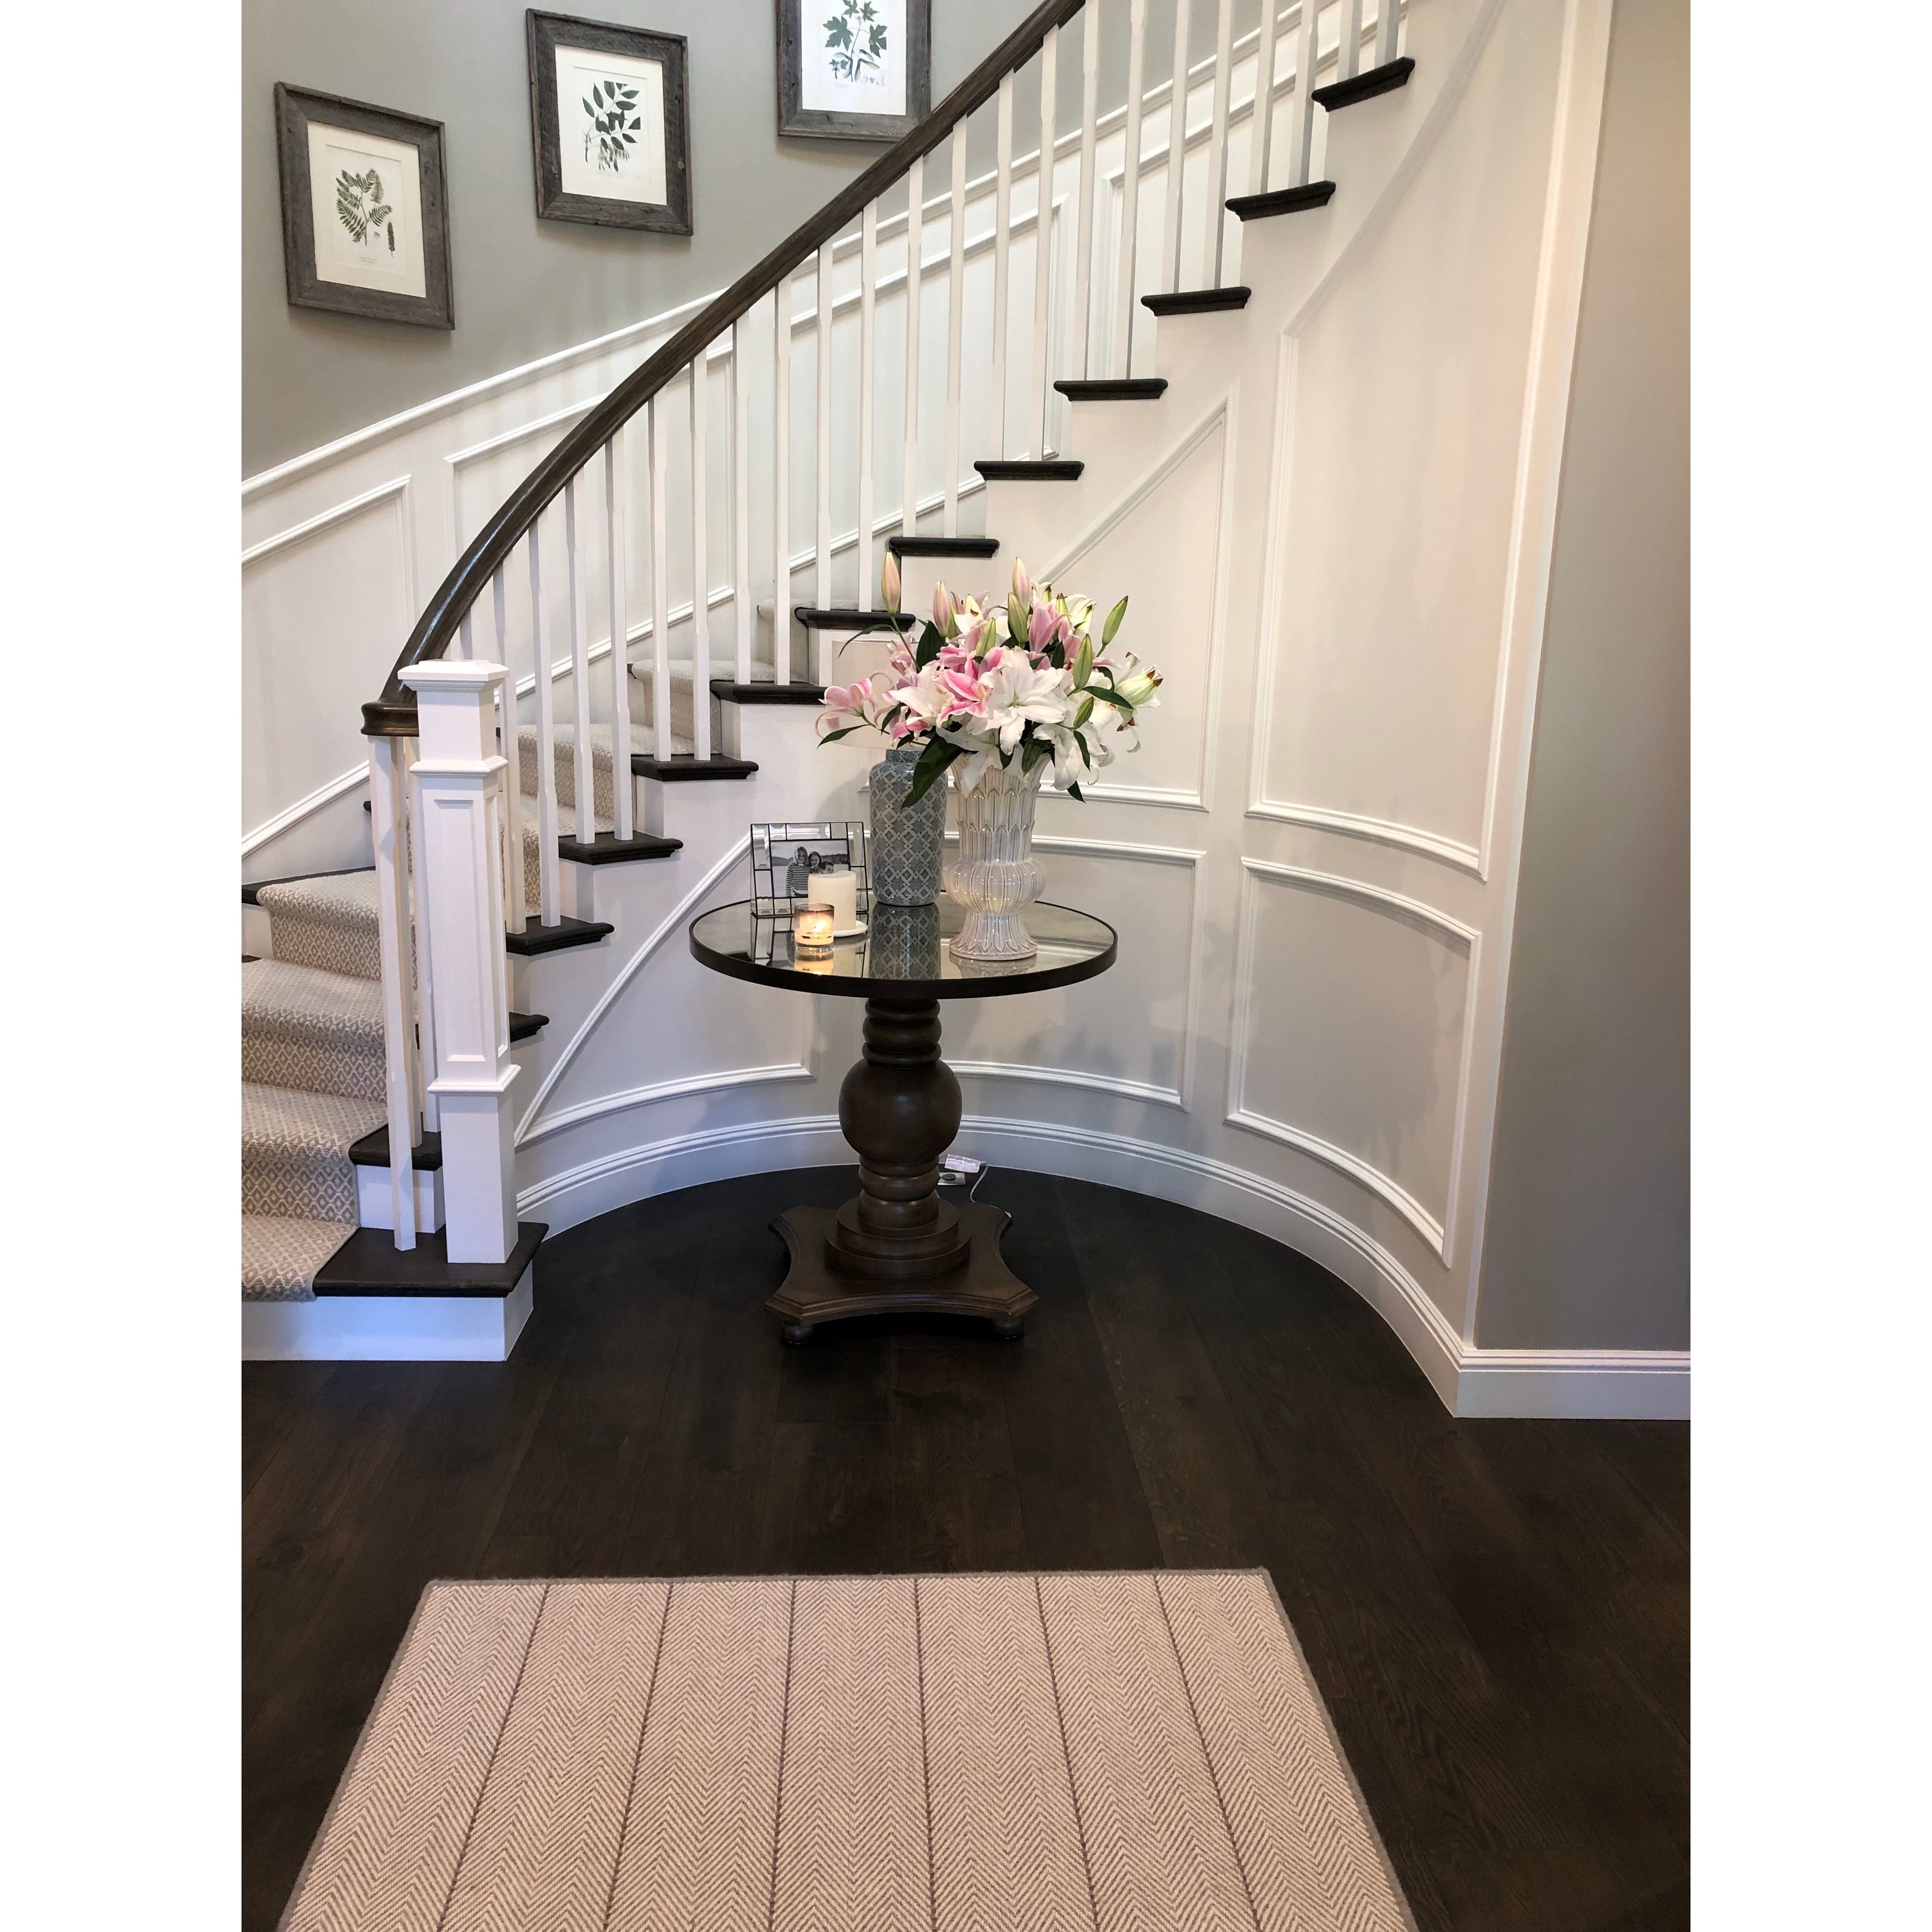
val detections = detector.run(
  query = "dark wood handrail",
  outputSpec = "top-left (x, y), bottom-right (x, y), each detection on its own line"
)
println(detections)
top-left (364, 0), bottom-right (1089, 735)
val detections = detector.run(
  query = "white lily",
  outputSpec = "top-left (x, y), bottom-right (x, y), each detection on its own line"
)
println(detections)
top-left (980, 654), bottom-right (1072, 754)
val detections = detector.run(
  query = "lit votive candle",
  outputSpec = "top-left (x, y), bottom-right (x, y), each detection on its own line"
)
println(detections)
top-left (793, 904), bottom-right (835, 960)
top-left (817, 868), bottom-right (859, 936)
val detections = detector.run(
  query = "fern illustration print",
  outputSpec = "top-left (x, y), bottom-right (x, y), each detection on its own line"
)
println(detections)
top-left (824, 0), bottom-right (887, 85)
top-left (582, 78), bottom-right (642, 172)
top-left (334, 168), bottom-right (395, 254)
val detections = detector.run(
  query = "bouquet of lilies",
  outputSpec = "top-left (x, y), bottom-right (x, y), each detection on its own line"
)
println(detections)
top-left (818, 553), bottom-right (1162, 805)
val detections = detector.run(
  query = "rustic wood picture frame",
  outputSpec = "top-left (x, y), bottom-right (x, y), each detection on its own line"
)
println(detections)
top-left (777, 0), bottom-right (931, 142)
top-left (274, 84), bottom-right (454, 329)
top-left (528, 10), bottom-right (694, 234)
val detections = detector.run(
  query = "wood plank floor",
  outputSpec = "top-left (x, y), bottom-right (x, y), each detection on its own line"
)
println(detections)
top-left (242, 1167), bottom-right (1689, 1932)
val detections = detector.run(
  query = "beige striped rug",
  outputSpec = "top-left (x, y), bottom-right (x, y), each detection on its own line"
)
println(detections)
top-left (280, 1571), bottom-right (1414, 1932)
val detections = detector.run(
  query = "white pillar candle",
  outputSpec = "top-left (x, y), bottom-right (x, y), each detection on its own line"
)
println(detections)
top-left (818, 868), bottom-right (859, 934)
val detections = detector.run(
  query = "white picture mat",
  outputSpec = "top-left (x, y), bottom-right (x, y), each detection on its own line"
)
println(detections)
top-left (798, 0), bottom-right (908, 117)
top-left (306, 123), bottom-right (427, 299)
top-left (556, 46), bottom-right (668, 204)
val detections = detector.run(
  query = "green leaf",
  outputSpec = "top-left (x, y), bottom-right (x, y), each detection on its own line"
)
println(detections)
top-left (903, 737), bottom-right (965, 806)
top-left (1085, 685), bottom-right (1134, 712)
top-left (1102, 595), bottom-right (1128, 646)
top-left (914, 620), bottom-right (944, 669)
top-left (1066, 781), bottom-right (1084, 802)
top-left (1021, 738), bottom-right (1050, 776)
top-left (817, 724), bottom-right (862, 744)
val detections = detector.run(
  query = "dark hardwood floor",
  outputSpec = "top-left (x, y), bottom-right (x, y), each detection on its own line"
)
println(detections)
top-left (242, 1167), bottom-right (1689, 1932)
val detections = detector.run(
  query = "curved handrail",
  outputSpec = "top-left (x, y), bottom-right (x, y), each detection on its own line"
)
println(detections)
top-left (364, 0), bottom-right (1088, 735)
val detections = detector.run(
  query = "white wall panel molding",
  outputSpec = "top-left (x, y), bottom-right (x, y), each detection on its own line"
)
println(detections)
top-left (241, 474), bottom-right (415, 572)
top-left (1227, 859), bottom-right (1480, 1263)
top-left (242, 763), bottom-right (370, 859)
top-left (950, 832), bottom-right (1206, 1111)
top-left (513, 835), bottom-right (758, 1144)
top-left (519, 1058), bottom-right (818, 1150)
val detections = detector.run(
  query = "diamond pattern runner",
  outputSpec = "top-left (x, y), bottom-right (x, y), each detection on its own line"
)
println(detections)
top-left (278, 1573), bottom-right (1414, 1932)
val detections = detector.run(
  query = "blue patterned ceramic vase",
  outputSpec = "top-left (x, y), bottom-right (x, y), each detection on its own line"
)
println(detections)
top-left (868, 743), bottom-right (946, 907)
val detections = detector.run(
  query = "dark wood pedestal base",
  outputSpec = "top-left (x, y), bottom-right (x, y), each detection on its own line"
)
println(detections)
top-left (768, 1202), bottom-right (1038, 1343)
top-left (766, 994), bottom-right (1039, 1342)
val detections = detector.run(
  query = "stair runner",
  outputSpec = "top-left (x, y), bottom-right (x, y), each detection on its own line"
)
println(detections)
top-left (242, 874), bottom-right (388, 1300)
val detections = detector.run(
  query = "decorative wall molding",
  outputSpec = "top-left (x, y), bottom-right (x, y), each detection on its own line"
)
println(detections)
top-left (241, 474), bottom-right (414, 570)
top-left (519, 1059), bottom-right (817, 1149)
top-left (1226, 859), bottom-right (1481, 1263)
top-left (950, 831), bottom-right (1205, 1111)
top-left (242, 762), bottom-right (369, 859)
top-left (1455, 1346), bottom-right (1691, 1421)
top-left (514, 835), bottom-right (758, 1144)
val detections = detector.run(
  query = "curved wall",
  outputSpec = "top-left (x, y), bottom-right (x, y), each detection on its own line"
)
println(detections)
top-left (243, 0), bottom-right (1687, 1416)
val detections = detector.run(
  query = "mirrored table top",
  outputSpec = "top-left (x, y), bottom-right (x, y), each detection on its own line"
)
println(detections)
top-left (689, 896), bottom-right (1117, 1000)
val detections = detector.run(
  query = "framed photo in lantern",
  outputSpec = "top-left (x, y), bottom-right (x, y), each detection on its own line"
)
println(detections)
top-left (778, 0), bottom-right (931, 142)
top-left (527, 10), bottom-right (694, 234)
top-left (749, 823), bottom-right (871, 920)
top-left (274, 84), bottom-right (454, 329)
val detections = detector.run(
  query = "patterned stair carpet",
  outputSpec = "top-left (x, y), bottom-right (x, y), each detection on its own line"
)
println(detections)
top-left (279, 1570), bottom-right (1414, 1932)
top-left (242, 873), bottom-right (387, 1301)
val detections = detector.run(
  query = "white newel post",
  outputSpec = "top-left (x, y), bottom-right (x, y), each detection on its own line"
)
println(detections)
top-left (401, 661), bottom-right (519, 1265)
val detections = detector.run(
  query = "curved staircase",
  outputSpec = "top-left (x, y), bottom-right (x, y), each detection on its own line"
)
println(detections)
top-left (242, 0), bottom-right (1520, 1366)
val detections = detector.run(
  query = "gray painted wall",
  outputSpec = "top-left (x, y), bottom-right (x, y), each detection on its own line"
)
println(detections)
top-left (1475, 0), bottom-right (1689, 1352)
top-left (243, 0), bottom-right (1045, 476)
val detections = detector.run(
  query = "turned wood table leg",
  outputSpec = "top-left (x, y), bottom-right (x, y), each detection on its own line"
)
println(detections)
top-left (766, 996), bottom-right (1039, 1339)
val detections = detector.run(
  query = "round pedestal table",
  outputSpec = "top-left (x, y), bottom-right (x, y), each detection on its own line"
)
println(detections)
top-left (688, 895), bottom-right (1117, 1343)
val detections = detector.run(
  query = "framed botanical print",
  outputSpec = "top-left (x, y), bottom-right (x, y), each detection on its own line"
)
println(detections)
top-left (274, 84), bottom-right (453, 329)
top-left (778, 0), bottom-right (931, 142)
top-left (527, 11), bottom-right (693, 234)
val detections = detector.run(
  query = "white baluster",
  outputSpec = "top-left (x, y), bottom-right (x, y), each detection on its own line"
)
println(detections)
top-left (772, 279), bottom-right (793, 684)
top-left (649, 394), bottom-right (673, 762)
top-left (991, 74), bottom-right (1014, 461)
top-left (816, 244), bottom-right (834, 610)
top-left (858, 200), bottom-right (878, 610)
top-left (604, 432), bottom-right (634, 840)
top-left (733, 320), bottom-right (752, 684)
top-left (689, 350), bottom-right (711, 761)
top-left (1340, 0), bottom-right (1365, 81)
top-left (405, 743), bottom-right (438, 1136)
top-left (1115, 0), bottom-right (1149, 377)
top-left (399, 661), bottom-right (519, 1266)
top-left (564, 474), bottom-right (595, 842)
top-left (1206, 0), bottom-right (1235, 285)
top-left (1163, 0), bottom-right (1193, 293)
top-left (494, 565), bottom-right (526, 932)
top-left (1378, 0), bottom-right (1400, 67)
top-left (528, 511), bottom-right (562, 923)
top-left (1287, 0), bottom-right (1319, 188)
top-left (1029, 24), bottom-right (1059, 456)
top-left (1073, 0), bottom-right (1101, 380)
top-left (902, 155), bottom-right (923, 548)
top-left (1248, 0), bottom-right (1280, 199)
top-left (365, 731), bottom-right (418, 1247)
top-left (944, 133), bottom-right (966, 535)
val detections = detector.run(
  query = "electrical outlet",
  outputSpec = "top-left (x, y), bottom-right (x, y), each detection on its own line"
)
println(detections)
top-left (942, 1153), bottom-right (982, 1175)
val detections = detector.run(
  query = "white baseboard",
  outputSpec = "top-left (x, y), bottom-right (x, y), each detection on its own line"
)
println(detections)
top-left (1453, 1347), bottom-right (1690, 1419)
top-left (517, 1115), bottom-right (1686, 1419)
top-left (241, 1266), bottom-right (533, 1361)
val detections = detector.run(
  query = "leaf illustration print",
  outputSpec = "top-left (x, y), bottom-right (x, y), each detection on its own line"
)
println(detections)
top-left (824, 0), bottom-right (886, 85)
top-left (334, 167), bottom-right (395, 253)
top-left (582, 78), bottom-right (642, 173)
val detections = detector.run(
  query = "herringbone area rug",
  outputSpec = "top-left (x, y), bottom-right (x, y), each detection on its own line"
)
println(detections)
top-left (279, 1571), bottom-right (1415, 1932)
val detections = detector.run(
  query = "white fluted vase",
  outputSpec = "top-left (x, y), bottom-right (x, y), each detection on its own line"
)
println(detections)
top-left (945, 760), bottom-right (1044, 961)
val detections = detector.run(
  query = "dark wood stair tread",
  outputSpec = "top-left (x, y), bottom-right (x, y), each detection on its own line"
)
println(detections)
top-left (792, 608), bottom-right (918, 632)
top-left (557, 830), bottom-right (682, 864)
top-left (1311, 56), bottom-right (1414, 112)
top-left (974, 459), bottom-right (1084, 481)
top-left (1055, 378), bottom-right (1169, 401)
top-left (508, 1010), bottom-right (549, 1043)
top-left (887, 535), bottom-right (1001, 558)
top-left (312, 1220), bottom-right (547, 1299)
top-left (504, 914), bottom-right (614, 955)
top-left (348, 1127), bottom-right (443, 1172)
top-left (1227, 181), bottom-right (1336, 221)
top-left (709, 678), bottom-right (826, 704)
top-left (1142, 287), bottom-right (1252, 316)
top-left (629, 753), bottom-right (759, 782)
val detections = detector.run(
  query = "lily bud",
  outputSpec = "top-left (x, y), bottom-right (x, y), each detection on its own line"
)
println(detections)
top-left (932, 581), bottom-right (955, 637)
top-left (1012, 556), bottom-right (1033, 605)
top-left (881, 550), bottom-right (902, 615)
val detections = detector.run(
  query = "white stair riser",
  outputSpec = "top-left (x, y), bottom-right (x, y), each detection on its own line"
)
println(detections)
top-left (356, 1163), bottom-right (446, 1233)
